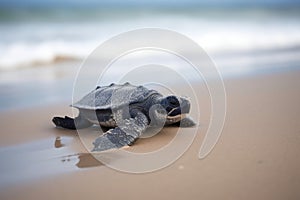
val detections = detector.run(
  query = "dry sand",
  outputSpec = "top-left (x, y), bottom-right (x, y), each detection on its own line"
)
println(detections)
top-left (0, 69), bottom-right (300, 200)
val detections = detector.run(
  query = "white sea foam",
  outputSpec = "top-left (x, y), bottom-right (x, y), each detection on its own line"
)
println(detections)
top-left (0, 40), bottom-right (96, 70)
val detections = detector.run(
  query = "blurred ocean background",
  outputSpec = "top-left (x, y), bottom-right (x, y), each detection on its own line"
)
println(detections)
top-left (0, 0), bottom-right (300, 111)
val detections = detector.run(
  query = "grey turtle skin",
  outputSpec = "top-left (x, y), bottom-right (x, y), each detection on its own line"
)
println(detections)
top-left (52, 82), bottom-right (196, 152)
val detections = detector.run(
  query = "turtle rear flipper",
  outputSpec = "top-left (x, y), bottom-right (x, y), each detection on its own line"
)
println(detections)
top-left (52, 114), bottom-right (92, 130)
top-left (92, 111), bottom-right (148, 151)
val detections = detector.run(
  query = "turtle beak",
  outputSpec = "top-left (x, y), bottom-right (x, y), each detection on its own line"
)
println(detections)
top-left (180, 97), bottom-right (191, 114)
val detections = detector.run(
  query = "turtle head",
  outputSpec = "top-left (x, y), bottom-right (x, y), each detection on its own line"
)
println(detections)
top-left (160, 95), bottom-right (191, 118)
top-left (148, 95), bottom-right (191, 125)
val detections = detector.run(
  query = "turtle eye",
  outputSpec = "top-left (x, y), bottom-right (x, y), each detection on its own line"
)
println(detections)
top-left (167, 96), bottom-right (179, 107)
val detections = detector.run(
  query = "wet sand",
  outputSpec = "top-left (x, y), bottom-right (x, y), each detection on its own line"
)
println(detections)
top-left (0, 69), bottom-right (300, 199)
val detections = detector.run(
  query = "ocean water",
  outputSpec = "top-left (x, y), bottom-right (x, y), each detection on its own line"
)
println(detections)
top-left (0, 6), bottom-right (300, 70)
top-left (0, 5), bottom-right (300, 111)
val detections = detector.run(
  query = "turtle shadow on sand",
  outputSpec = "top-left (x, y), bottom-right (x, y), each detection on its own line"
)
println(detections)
top-left (76, 153), bottom-right (104, 168)
top-left (60, 153), bottom-right (104, 169)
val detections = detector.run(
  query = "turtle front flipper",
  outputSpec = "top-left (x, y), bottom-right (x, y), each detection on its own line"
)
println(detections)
top-left (178, 117), bottom-right (196, 127)
top-left (52, 114), bottom-right (92, 130)
top-left (92, 111), bottom-right (149, 152)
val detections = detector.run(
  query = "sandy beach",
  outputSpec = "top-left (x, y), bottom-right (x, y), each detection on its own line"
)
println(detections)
top-left (0, 68), bottom-right (299, 200)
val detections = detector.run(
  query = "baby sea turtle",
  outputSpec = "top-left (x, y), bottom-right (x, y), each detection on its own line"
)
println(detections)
top-left (52, 82), bottom-right (195, 151)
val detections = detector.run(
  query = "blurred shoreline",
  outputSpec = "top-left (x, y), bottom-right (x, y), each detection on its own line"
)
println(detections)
top-left (0, 55), bottom-right (299, 112)
top-left (1, 56), bottom-right (299, 112)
